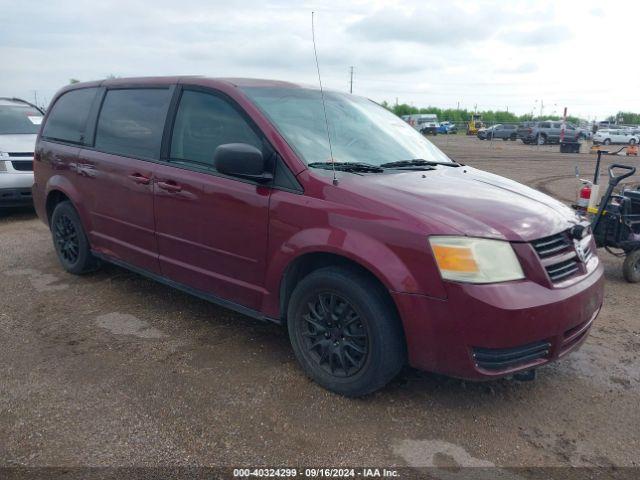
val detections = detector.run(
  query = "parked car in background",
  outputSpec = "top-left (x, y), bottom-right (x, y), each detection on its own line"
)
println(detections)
top-left (477, 124), bottom-right (518, 140)
top-left (517, 121), bottom-right (580, 145)
top-left (33, 77), bottom-right (603, 396)
top-left (405, 114), bottom-right (439, 135)
top-left (570, 124), bottom-right (591, 140)
top-left (0, 98), bottom-right (44, 210)
top-left (593, 129), bottom-right (639, 145)
top-left (437, 121), bottom-right (457, 134)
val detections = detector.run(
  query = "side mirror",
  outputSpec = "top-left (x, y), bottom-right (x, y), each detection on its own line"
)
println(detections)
top-left (213, 143), bottom-right (272, 183)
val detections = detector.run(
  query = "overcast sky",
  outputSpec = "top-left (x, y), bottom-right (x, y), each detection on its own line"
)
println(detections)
top-left (1, 0), bottom-right (638, 119)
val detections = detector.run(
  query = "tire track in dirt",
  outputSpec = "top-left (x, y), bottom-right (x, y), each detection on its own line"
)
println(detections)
top-left (530, 174), bottom-right (576, 203)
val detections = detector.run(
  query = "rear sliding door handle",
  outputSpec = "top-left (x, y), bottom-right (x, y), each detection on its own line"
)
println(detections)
top-left (129, 173), bottom-right (151, 185)
top-left (156, 181), bottom-right (182, 193)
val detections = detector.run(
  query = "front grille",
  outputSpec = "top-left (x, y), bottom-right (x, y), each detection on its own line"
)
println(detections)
top-left (473, 340), bottom-right (551, 371)
top-left (531, 232), bottom-right (571, 258)
top-left (11, 160), bottom-right (33, 171)
top-left (531, 230), bottom-right (592, 284)
top-left (545, 258), bottom-right (580, 282)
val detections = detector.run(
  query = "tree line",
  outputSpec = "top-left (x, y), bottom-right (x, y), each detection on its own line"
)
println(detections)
top-left (380, 101), bottom-right (584, 125)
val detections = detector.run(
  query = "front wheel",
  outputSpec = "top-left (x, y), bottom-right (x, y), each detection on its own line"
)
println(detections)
top-left (623, 250), bottom-right (640, 283)
top-left (629, 138), bottom-right (637, 145)
top-left (287, 267), bottom-right (406, 397)
top-left (603, 138), bottom-right (611, 145)
top-left (51, 201), bottom-right (99, 274)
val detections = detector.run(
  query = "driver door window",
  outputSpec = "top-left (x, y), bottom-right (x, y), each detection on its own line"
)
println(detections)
top-left (170, 90), bottom-right (262, 170)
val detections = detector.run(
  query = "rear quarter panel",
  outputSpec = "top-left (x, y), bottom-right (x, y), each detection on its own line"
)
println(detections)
top-left (33, 140), bottom-right (84, 226)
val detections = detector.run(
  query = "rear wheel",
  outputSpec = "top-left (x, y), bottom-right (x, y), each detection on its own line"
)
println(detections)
top-left (623, 250), bottom-right (640, 283)
top-left (629, 138), bottom-right (636, 145)
top-left (287, 267), bottom-right (405, 397)
top-left (50, 201), bottom-right (99, 274)
top-left (603, 138), bottom-right (611, 145)
top-left (537, 134), bottom-right (546, 145)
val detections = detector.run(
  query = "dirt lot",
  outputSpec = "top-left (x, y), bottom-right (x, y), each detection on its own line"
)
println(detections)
top-left (1, 135), bottom-right (639, 473)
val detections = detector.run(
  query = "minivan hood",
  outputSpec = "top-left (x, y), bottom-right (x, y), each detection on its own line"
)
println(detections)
top-left (0, 134), bottom-right (37, 154)
top-left (347, 166), bottom-right (580, 242)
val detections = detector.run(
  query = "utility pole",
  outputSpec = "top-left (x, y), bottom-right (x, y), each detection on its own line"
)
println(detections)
top-left (349, 66), bottom-right (354, 94)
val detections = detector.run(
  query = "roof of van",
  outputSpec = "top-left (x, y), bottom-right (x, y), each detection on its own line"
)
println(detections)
top-left (64, 76), bottom-right (319, 90)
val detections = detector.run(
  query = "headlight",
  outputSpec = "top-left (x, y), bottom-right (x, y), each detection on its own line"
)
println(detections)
top-left (429, 236), bottom-right (525, 284)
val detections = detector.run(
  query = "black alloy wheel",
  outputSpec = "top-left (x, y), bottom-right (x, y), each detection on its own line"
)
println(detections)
top-left (300, 292), bottom-right (368, 378)
top-left (54, 212), bottom-right (80, 265)
top-left (50, 201), bottom-right (99, 274)
top-left (287, 267), bottom-right (405, 396)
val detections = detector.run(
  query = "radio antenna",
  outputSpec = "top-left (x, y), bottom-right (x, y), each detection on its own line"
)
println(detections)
top-left (311, 11), bottom-right (337, 186)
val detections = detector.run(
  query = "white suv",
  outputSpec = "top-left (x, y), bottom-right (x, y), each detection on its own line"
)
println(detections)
top-left (0, 98), bottom-right (44, 210)
top-left (593, 129), bottom-right (639, 145)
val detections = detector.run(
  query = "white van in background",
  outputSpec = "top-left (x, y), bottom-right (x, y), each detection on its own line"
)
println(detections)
top-left (403, 114), bottom-right (440, 135)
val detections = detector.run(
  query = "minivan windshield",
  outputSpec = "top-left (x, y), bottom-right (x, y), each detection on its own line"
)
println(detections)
top-left (0, 105), bottom-right (43, 134)
top-left (242, 87), bottom-right (453, 167)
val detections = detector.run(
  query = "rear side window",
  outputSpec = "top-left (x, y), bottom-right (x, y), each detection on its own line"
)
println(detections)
top-left (42, 88), bottom-right (98, 144)
top-left (95, 88), bottom-right (172, 159)
top-left (170, 90), bottom-right (261, 168)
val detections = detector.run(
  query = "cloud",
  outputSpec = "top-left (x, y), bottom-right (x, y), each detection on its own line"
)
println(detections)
top-left (500, 25), bottom-right (572, 46)
top-left (0, 0), bottom-right (637, 119)
top-left (496, 62), bottom-right (538, 74)
top-left (346, 6), bottom-right (499, 46)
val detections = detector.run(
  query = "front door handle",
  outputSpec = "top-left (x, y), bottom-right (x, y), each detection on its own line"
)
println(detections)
top-left (129, 173), bottom-right (151, 185)
top-left (157, 180), bottom-right (182, 193)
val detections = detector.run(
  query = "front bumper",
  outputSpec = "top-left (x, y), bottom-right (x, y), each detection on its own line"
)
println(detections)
top-left (0, 170), bottom-right (34, 207)
top-left (393, 260), bottom-right (604, 380)
top-left (0, 187), bottom-right (33, 207)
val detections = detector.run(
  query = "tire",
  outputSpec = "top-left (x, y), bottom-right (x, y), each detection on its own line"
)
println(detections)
top-left (537, 134), bottom-right (546, 145)
top-left (50, 201), bottom-right (99, 274)
top-left (603, 138), bottom-right (611, 145)
top-left (287, 266), bottom-right (406, 397)
top-left (629, 138), bottom-right (636, 145)
top-left (623, 250), bottom-right (640, 283)
top-left (502, 137), bottom-right (508, 141)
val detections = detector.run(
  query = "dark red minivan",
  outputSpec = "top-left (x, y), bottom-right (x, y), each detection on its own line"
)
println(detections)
top-left (33, 77), bottom-right (604, 396)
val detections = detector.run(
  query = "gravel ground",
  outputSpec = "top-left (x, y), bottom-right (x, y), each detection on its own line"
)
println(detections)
top-left (0, 135), bottom-right (638, 473)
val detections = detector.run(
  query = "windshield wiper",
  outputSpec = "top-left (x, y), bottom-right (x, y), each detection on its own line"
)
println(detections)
top-left (380, 159), bottom-right (460, 169)
top-left (308, 161), bottom-right (384, 173)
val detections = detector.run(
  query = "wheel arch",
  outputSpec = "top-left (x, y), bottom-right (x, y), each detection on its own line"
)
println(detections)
top-left (279, 251), bottom-right (390, 318)
top-left (277, 250), bottom-right (409, 368)
top-left (43, 175), bottom-right (86, 227)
